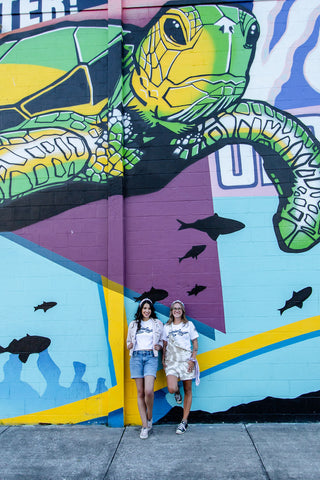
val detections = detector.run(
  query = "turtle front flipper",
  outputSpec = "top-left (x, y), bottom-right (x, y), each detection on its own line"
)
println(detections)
top-left (170, 100), bottom-right (320, 253)
top-left (218, 101), bottom-right (320, 253)
top-left (0, 106), bottom-right (143, 204)
top-left (0, 128), bottom-right (91, 203)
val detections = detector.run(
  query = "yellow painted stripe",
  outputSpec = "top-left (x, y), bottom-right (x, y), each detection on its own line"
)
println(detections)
top-left (0, 276), bottom-right (125, 425)
top-left (101, 277), bottom-right (125, 418)
top-left (128, 315), bottom-right (320, 423)
top-left (3, 314), bottom-right (319, 425)
top-left (197, 315), bottom-right (320, 374)
top-left (0, 392), bottom-right (108, 425)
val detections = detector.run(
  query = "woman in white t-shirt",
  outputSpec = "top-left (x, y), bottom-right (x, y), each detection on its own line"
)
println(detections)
top-left (162, 300), bottom-right (199, 435)
top-left (126, 298), bottom-right (163, 439)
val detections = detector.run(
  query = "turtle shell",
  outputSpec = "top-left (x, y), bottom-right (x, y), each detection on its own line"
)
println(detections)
top-left (0, 21), bottom-right (121, 131)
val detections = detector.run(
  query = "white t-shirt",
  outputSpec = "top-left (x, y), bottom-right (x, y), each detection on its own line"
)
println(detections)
top-left (134, 319), bottom-right (154, 351)
top-left (162, 321), bottom-right (199, 351)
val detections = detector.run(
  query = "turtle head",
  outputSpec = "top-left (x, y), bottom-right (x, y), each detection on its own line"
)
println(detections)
top-left (130, 4), bottom-right (259, 126)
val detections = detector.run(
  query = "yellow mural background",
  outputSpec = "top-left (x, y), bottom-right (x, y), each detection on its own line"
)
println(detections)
top-left (2, 275), bottom-right (318, 426)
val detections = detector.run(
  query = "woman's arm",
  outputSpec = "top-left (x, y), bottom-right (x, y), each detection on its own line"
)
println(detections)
top-left (126, 322), bottom-right (134, 349)
top-left (191, 338), bottom-right (198, 360)
top-left (162, 340), bottom-right (168, 368)
top-left (154, 320), bottom-right (164, 350)
top-left (187, 338), bottom-right (198, 372)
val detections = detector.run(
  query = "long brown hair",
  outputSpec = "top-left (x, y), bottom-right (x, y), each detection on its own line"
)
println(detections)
top-left (134, 299), bottom-right (157, 331)
top-left (167, 300), bottom-right (188, 325)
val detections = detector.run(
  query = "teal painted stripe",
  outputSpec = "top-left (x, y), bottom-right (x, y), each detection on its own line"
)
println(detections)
top-left (79, 415), bottom-right (108, 425)
top-left (107, 408), bottom-right (124, 427)
top-left (2, 233), bottom-right (117, 386)
top-left (98, 282), bottom-right (116, 387)
top-left (124, 287), bottom-right (215, 340)
top-left (201, 330), bottom-right (320, 379)
top-left (1, 232), bottom-right (103, 284)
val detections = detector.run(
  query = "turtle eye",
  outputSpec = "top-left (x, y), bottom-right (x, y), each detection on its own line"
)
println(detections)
top-left (244, 21), bottom-right (259, 49)
top-left (164, 18), bottom-right (187, 45)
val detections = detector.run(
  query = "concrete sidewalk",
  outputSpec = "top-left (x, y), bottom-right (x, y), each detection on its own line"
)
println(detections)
top-left (0, 423), bottom-right (319, 479)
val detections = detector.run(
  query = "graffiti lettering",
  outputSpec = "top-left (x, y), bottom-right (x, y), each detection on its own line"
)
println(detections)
top-left (215, 144), bottom-right (259, 189)
top-left (0, 0), bottom-right (75, 32)
top-left (0, 1), bottom-right (107, 33)
top-left (41, 0), bottom-right (66, 23)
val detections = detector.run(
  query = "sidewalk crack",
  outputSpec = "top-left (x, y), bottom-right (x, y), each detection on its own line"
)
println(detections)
top-left (103, 427), bottom-right (125, 480)
top-left (0, 426), bottom-right (11, 436)
top-left (244, 424), bottom-right (271, 480)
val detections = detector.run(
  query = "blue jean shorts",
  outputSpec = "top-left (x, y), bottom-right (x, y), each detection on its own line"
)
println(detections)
top-left (130, 350), bottom-right (158, 379)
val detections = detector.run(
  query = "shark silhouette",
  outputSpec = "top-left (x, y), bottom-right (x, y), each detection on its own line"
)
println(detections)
top-left (179, 245), bottom-right (206, 263)
top-left (134, 286), bottom-right (168, 304)
top-left (34, 301), bottom-right (57, 312)
top-left (177, 214), bottom-right (245, 241)
top-left (187, 284), bottom-right (207, 296)
top-left (0, 334), bottom-right (51, 363)
top-left (279, 287), bottom-right (312, 315)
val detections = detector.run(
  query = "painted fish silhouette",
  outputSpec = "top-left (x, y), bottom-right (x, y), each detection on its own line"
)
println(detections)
top-left (187, 284), bottom-right (207, 296)
top-left (134, 287), bottom-right (168, 304)
top-left (279, 287), bottom-right (312, 315)
top-left (177, 214), bottom-right (245, 241)
top-left (34, 301), bottom-right (57, 312)
top-left (179, 245), bottom-right (206, 263)
top-left (0, 334), bottom-right (51, 363)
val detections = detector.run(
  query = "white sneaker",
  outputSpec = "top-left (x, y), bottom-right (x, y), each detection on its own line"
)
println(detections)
top-left (147, 418), bottom-right (153, 432)
top-left (176, 420), bottom-right (188, 435)
top-left (174, 389), bottom-right (182, 404)
top-left (140, 427), bottom-right (149, 439)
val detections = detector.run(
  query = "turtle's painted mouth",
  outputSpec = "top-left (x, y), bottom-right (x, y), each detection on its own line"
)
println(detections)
top-left (164, 77), bottom-right (247, 123)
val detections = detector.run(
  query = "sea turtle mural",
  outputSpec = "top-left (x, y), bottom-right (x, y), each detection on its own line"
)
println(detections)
top-left (0, 2), bottom-right (319, 252)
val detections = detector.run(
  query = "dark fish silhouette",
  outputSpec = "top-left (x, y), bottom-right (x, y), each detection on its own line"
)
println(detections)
top-left (0, 334), bottom-right (51, 363)
top-left (34, 301), bottom-right (57, 312)
top-left (179, 245), bottom-right (206, 263)
top-left (177, 213), bottom-right (245, 241)
top-left (187, 284), bottom-right (207, 296)
top-left (134, 287), bottom-right (168, 304)
top-left (279, 287), bottom-right (312, 315)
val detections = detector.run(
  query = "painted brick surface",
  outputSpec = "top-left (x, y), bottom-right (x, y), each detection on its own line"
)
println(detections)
top-left (0, 0), bottom-right (318, 426)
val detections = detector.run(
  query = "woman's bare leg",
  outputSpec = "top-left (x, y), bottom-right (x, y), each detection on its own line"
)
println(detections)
top-left (166, 374), bottom-right (179, 394)
top-left (135, 378), bottom-right (148, 427)
top-left (144, 375), bottom-right (155, 421)
top-left (182, 379), bottom-right (192, 422)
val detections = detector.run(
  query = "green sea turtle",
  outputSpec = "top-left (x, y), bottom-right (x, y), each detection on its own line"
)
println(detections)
top-left (0, 3), bottom-right (318, 253)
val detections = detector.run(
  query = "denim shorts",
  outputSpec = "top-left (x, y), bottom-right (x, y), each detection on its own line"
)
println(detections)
top-left (130, 350), bottom-right (158, 379)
